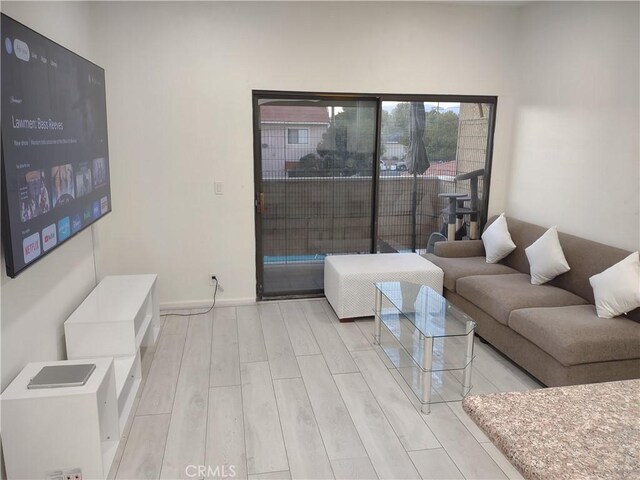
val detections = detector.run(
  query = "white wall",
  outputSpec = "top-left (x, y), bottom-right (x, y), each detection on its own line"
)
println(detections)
top-left (0, 2), bottom-right (100, 391)
top-left (91, 1), bottom-right (520, 306)
top-left (0, 3), bottom-right (101, 475)
top-left (506, 2), bottom-right (639, 251)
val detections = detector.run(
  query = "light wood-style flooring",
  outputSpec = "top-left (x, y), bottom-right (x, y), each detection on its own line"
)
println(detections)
top-left (108, 299), bottom-right (541, 480)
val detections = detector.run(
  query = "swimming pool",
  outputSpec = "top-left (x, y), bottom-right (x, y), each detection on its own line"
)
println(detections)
top-left (263, 250), bottom-right (417, 264)
top-left (264, 254), bottom-right (326, 264)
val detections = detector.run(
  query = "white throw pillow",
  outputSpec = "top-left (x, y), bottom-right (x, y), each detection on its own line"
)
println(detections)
top-left (589, 252), bottom-right (640, 319)
top-left (525, 226), bottom-right (570, 285)
top-left (481, 214), bottom-right (516, 264)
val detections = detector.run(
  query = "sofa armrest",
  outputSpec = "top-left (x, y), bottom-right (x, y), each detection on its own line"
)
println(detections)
top-left (433, 240), bottom-right (485, 258)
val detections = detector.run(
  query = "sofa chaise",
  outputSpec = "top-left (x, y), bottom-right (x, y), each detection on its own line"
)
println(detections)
top-left (424, 216), bottom-right (640, 387)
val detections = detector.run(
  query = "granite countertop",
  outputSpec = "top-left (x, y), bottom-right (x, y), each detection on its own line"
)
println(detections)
top-left (463, 380), bottom-right (640, 480)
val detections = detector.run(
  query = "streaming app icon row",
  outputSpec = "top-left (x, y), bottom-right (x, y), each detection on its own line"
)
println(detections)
top-left (22, 196), bottom-right (109, 265)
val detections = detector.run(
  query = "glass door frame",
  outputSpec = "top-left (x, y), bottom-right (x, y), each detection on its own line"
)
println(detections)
top-left (252, 90), bottom-right (498, 300)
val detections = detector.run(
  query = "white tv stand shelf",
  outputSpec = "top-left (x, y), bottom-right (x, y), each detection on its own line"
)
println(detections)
top-left (1, 275), bottom-right (160, 479)
top-left (65, 274), bottom-right (159, 433)
top-left (2, 358), bottom-right (120, 480)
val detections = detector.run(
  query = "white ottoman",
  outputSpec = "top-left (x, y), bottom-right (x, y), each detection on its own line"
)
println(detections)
top-left (324, 253), bottom-right (444, 320)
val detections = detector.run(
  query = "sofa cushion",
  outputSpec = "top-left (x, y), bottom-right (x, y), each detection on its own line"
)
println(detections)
top-left (456, 273), bottom-right (588, 325)
top-left (509, 305), bottom-right (640, 366)
top-left (424, 254), bottom-right (519, 292)
top-left (589, 252), bottom-right (640, 319)
top-left (525, 226), bottom-right (570, 285)
top-left (481, 213), bottom-right (516, 263)
top-left (432, 240), bottom-right (485, 258)
top-left (484, 215), bottom-right (637, 304)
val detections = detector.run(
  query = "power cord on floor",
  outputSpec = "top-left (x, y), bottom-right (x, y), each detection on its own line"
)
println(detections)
top-left (160, 278), bottom-right (218, 318)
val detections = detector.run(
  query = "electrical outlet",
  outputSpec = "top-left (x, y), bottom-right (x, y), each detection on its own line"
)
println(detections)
top-left (209, 274), bottom-right (224, 292)
top-left (46, 468), bottom-right (82, 480)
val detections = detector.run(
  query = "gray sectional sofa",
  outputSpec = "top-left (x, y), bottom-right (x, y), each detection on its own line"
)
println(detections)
top-left (424, 216), bottom-right (640, 387)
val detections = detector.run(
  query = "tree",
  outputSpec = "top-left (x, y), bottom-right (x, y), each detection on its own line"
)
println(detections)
top-left (380, 109), bottom-right (393, 141)
top-left (383, 103), bottom-right (459, 163)
top-left (384, 103), bottom-right (410, 145)
top-left (316, 106), bottom-right (377, 176)
top-left (424, 109), bottom-right (459, 163)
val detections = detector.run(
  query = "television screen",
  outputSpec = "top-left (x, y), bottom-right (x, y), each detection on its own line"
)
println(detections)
top-left (1, 14), bottom-right (111, 277)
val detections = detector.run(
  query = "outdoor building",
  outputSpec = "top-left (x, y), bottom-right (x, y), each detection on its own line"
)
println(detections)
top-left (456, 103), bottom-right (489, 175)
top-left (260, 105), bottom-right (330, 178)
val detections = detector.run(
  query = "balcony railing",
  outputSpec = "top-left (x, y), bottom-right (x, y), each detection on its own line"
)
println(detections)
top-left (260, 174), bottom-right (466, 258)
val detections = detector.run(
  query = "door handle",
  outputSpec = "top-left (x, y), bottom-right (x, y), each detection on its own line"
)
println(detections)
top-left (256, 192), bottom-right (265, 214)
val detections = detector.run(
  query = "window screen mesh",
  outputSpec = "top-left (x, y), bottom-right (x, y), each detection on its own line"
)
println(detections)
top-left (256, 97), bottom-right (493, 297)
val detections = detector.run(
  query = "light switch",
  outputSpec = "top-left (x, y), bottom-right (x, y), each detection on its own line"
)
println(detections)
top-left (214, 182), bottom-right (224, 195)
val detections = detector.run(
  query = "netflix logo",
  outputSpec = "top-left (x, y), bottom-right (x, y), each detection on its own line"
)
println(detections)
top-left (23, 232), bottom-right (41, 264)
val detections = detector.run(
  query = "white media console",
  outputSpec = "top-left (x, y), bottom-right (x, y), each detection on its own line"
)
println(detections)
top-left (1, 274), bottom-right (160, 479)
top-left (65, 274), bottom-right (160, 432)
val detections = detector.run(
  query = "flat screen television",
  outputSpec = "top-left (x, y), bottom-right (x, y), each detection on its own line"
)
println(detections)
top-left (1, 14), bottom-right (111, 278)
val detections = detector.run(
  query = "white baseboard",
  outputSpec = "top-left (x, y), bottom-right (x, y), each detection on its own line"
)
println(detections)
top-left (160, 297), bottom-right (256, 311)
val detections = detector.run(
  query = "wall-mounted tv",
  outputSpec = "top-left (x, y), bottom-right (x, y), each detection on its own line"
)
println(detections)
top-left (1, 14), bottom-right (111, 278)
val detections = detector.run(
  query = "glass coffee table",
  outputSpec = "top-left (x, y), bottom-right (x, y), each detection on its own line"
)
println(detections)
top-left (373, 281), bottom-right (476, 414)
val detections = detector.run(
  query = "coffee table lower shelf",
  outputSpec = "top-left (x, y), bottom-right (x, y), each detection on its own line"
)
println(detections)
top-left (373, 310), bottom-right (475, 414)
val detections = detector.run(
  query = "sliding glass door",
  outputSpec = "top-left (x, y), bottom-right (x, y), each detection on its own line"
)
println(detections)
top-left (377, 101), bottom-right (495, 251)
top-left (254, 92), bottom-right (496, 299)
top-left (254, 95), bottom-right (379, 298)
